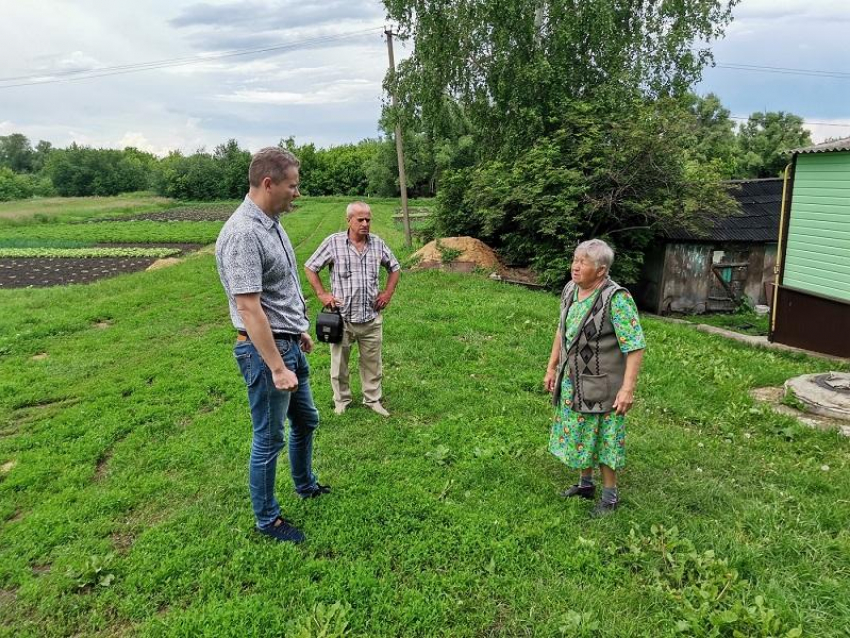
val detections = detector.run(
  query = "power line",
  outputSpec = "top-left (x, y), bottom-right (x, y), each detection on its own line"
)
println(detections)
top-left (714, 63), bottom-right (850, 80)
top-left (0, 26), bottom-right (385, 89)
top-left (0, 53), bottom-right (226, 83)
top-left (4, 34), bottom-right (850, 91)
top-left (729, 116), bottom-right (850, 128)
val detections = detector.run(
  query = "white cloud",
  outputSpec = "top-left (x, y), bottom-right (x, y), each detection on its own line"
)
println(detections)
top-left (216, 79), bottom-right (377, 106)
top-left (117, 132), bottom-right (165, 156)
top-left (65, 130), bottom-right (95, 146)
top-left (163, 60), bottom-right (341, 81)
top-left (55, 51), bottom-right (102, 74)
top-left (733, 0), bottom-right (850, 21)
top-left (725, 24), bottom-right (756, 37)
top-left (802, 119), bottom-right (850, 144)
top-left (111, 118), bottom-right (209, 157)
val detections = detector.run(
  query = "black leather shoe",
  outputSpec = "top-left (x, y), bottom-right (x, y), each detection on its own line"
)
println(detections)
top-left (299, 483), bottom-right (331, 499)
top-left (560, 483), bottom-right (596, 500)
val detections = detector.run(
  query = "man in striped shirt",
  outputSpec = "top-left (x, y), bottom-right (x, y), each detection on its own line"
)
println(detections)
top-left (305, 202), bottom-right (401, 417)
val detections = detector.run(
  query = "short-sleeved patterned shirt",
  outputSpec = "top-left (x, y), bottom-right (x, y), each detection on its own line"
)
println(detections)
top-left (215, 196), bottom-right (309, 334)
top-left (305, 232), bottom-right (401, 324)
top-left (563, 288), bottom-right (646, 353)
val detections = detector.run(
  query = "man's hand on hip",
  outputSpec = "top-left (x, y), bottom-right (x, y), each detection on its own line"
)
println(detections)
top-left (272, 367), bottom-right (299, 392)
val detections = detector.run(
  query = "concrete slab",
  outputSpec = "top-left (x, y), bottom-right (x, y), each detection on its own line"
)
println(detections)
top-left (785, 373), bottom-right (850, 421)
top-left (750, 386), bottom-right (850, 438)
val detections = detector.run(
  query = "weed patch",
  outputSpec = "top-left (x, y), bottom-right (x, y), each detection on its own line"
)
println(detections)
top-left (617, 525), bottom-right (802, 636)
top-left (436, 239), bottom-right (464, 263)
top-left (288, 601), bottom-right (352, 638)
top-left (66, 553), bottom-right (118, 590)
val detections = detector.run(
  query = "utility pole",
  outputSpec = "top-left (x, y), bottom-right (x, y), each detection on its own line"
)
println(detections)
top-left (385, 28), bottom-right (412, 248)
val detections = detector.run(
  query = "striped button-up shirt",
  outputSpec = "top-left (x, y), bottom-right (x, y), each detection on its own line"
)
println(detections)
top-left (215, 196), bottom-right (309, 334)
top-left (305, 232), bottom-right (400, 324)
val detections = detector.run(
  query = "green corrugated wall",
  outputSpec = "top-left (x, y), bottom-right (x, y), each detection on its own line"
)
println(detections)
top-left (784, 150), bottom-right (850, 302)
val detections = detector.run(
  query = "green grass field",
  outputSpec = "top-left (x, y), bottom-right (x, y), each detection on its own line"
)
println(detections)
top-left (0, 195), bottom-right (848, 637)
top-left (0, 193), bottom-right (172, 222)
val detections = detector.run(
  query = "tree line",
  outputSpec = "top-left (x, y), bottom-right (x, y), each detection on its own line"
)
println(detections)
top-left (0, 134), bottom-right (391, 202)
top-left (1, 97), bottom-right (813, 206)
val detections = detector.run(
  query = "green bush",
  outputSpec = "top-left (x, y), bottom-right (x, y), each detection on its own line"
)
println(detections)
top-left (435, 239), bottom-right (463, 264)
top-left (0, 167), bottom-right (55, 201)
top-left (214, 139), bottom-right (251, 199)
top-left (435, 98), bottom-right (736, 287)
top-left (152, 151), bottom-right (226, 200)
top-left (365, 133), bottom-right (440, 198)
top-left (43, 144), bottom-right (154, 197)
top-left (282, 137), bottom-right (378, 196)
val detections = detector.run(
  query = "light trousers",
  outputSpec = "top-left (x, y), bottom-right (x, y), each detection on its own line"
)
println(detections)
top-left (330, 315), bottom-right (383, 408)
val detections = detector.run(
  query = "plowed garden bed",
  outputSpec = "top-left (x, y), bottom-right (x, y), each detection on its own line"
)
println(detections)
top-left (94, 204), bottom-right (237, 222)
top-left (0, 257), bottom-right (159, 288)
top-left (0, 244), bottom-right (202, 288)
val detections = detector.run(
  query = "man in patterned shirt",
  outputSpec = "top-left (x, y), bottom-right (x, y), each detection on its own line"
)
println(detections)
top-left (305, 202), bottom-right (401, 417)
top-left (215, 147), bottom-right (328, 544)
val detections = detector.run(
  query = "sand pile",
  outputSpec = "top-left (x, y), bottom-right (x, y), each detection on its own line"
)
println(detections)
top-left (411, 236), bottom-right (501, 271)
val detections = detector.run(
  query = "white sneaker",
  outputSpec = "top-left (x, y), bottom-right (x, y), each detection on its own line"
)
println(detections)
top-left (333, 403), bottom-right (349, 415)
top-left (366, 402), bottom-right (390, 417)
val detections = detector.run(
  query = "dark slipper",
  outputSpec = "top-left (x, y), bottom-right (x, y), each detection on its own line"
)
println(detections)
top-left (590, 499), bottom-right (620, 518)
top-left (560, 483), bottom-right (596, 500)
top-left (256, 517), bottom-right (305, 543)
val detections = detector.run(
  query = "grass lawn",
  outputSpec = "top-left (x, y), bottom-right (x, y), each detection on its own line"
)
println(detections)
top-left (0, 193), bottom-right (172, 222)
top-left (1, 196), bottom-right (848, 637)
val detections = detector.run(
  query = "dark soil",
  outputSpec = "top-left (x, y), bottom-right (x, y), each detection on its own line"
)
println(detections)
top-left (94, 204), bottom-right (236, 222)
top-left (0, 257), bottom-right (159, 288)
top-left (0, 244), bottom-right (204, 289)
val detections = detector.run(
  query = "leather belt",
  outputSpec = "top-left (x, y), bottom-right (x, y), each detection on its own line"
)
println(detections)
top-left (237, 330), bottom-right (301, 342)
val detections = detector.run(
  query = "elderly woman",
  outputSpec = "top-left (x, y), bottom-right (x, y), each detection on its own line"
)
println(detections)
top-left (543, 239), bottom-right (646, 517)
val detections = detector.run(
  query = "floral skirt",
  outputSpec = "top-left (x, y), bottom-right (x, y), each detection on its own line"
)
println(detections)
top-left (548, 377), bottom-right (626, 470)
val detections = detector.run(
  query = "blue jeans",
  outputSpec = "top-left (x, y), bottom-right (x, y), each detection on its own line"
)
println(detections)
top-left (234, 338), bottom-right (320, 530)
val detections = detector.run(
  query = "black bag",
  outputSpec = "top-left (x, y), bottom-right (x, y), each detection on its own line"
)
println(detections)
top-left (315, 306), bottom-right (343, 343)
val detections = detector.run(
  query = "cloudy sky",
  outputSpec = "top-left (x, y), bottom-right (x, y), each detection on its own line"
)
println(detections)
top-left (0, 0), bottom-right (848, 155)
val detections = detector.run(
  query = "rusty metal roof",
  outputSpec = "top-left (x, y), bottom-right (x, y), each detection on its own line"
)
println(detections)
top-left (664, 178), bottom-right (782, 243)
top-left (792, 137), bottom-right (850, 154)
